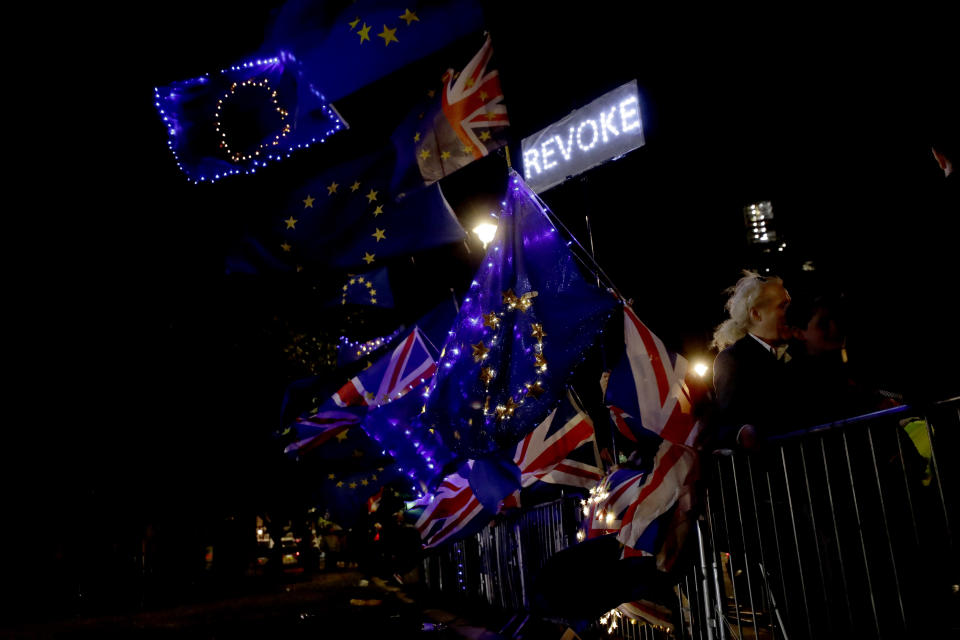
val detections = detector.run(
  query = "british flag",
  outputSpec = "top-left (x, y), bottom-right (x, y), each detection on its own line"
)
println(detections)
top-left (513, 392), bottom-right (603, 490)
top-left (440, 34), bottom-right (509, 161)
top-left (414, 463), bottom-right (489, 548)
top-left (605, 305), bottom-right (703, 447)
top-left (582, 467), bottom-right (648, 540)
top-left (333, 327), bottom-right (437, 409)
top-left (285, 327), bottom-right (436, 457)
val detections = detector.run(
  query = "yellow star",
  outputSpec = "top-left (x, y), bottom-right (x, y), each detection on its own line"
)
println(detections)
top-left (413, 132), bottom-right (421, 142)
top-left (357, 23), bottom-right (371, 43)
top-left (479, 366), bottom-right (495, 386)
top-left (302, 195), bottom-right (315, 208)
top-left (483, 311), bottom-right (501, 330)
top-left (502, 288), bottom-right (519, 307)
top-left (479, 131), bottom-right (492, 141)
top-left (328, 473), bottom-right (336, 479)
top-left (336, 430), bottom-right (349, 442)
top-left (427, 89), bottom-right (436, 98)
top-left (525, 381), bottom-right (545, 399)
top-left (534, 353), bottom-right (548, 370)
top-left (372, 205), bottom-right (384, 216)
top-left (372, 474), bottom-right (377, 481)
top-left (349, 482), bottom-right (358, 489)
top-left (486, 112), bottom-right (497, 120)
top-left (327, 181), bottom-right (339, 195)
top-left (280, 242), bottom-right (292, 252)
top-left (370, 298), bottom-right (377, 305)
top-left (361, 478), bottom-right (369, 486)
top-left (466, 77), bottom-right (475, 88)
top-left (336, 481), bottom-right (344, 487)
top-left (296, 265), bottom-right (303, 272)
top-left (378, 25), bottom-right (398, 46)
top-left (366, 189), bottom-right (378, 203)
top-left (419, 148), bottom-right (431, 160)
top-left (440, 150), bottom-right (451, 160)
top-left (399, 8), bottom-right (419, 25)
top-left (350, 278), bottom-right (356, 284)
top-left (517, 291), bottom-right (537, 312)
top-left (369, 289), bottom-right (377, 296)
top-left (365, 281), bottom-right (373, 288)
top-left (349, 16), bottom-right (360, 29)
top-left (357, 277), bottom-right (364, 283)
top-left (363, 252), bottom-right (376, 264)
top-left (284, 216), bottom-right (298, 229)
top-left (462, 144), bottom-right (474, 154)
top-left (350, 180), bottom-right (361, 192)
top-left (531, 323), bottom-right (546, 340)
top-left (472, 341), bottom-right (490, 362)
top-left (480, 91), bottom-right (488, 101)
top-left (495, 397), bottom-right (518, 420)
top-left (453, 430), bottom-right (461, 440)
top-left (372, 228), bottom-right (386, 242)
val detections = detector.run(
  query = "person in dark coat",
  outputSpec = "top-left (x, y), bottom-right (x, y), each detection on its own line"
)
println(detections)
top-left (710, 271), bottom-right (795, 448)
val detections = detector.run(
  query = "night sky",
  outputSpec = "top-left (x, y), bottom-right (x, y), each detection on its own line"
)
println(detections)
top-left (15, 2), bottom-right (955, 611)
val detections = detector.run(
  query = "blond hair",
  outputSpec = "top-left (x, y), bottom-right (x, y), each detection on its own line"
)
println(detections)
top-left (710, 271), bottom-right (783, 351)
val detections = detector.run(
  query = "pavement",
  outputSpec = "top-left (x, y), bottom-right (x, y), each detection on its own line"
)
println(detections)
top-left (3, 571), bottom-right (510, 639)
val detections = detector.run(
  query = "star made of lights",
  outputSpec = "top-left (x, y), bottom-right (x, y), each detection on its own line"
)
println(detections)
top-left (469, 287), bottom-right (546, 425)
top-left (215, 79), bottom-right (291, 164)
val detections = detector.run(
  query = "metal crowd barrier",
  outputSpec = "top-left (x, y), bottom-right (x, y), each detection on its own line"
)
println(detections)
top-left (422, 398), bottom-right (958, 639)
top-left (689, 397), bottom-right (959, 639)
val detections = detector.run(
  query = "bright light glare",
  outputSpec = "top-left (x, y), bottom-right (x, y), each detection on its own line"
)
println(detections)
top-left (473, 222), bottom-right (497, 248)
top-left (693, 362), bottom-right (710, 378)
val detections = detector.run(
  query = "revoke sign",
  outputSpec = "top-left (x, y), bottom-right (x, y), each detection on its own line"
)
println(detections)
top-left (520, 80), bottom-right (644, 193)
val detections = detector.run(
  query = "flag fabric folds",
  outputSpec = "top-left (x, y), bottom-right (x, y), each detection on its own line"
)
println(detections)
top-left (605, 305), bottom-right (704, 448)
top-left (513, 392), bottom-right (603, 490)
top-left (391, 34), bottom-right (510, 192)
top-left (225, 147), bottom-right (466, 275)
top-left (414, 462), bottom-right (490, 548)
top-left (421, 170), bottom-right (617, 459)
top-left (261, 0), bottom-right (486, 103)
top-left (154, 52), bottom-right (346, 183)
top-left (321, 466), bottom-right (402, 527)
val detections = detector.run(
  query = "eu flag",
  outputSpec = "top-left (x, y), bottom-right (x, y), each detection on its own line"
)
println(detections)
top-left (154, 52), bottom-right (346, 183)
top-left (261, 0), bottom-right (486, 102)
top-left (420, 170), bottom-right (617, 458)
top-left (225, 147), bottom-right (466, 275)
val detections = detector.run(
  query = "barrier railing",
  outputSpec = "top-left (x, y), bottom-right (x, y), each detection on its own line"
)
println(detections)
top-left (695, 397), bottom-right (958, 639)
top-left (422, 398), bottom-right (958, 639)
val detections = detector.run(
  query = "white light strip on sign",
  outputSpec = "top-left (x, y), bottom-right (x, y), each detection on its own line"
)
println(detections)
top-left (520, 80), bottom-right (645, 193)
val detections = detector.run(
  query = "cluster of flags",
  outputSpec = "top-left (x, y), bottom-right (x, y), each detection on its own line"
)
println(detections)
top-left (154, 0), bottom-right (711, 623)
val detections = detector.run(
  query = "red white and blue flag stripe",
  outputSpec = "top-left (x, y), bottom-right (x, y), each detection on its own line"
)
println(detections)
top-left (333, 327), bottom-right (437, 409)
top-left (414, 464), bottom-right (488, 548)
top-left (513, 393), bottom-right (603, 489)
top-left (605, 306), bottom-right (702, 447)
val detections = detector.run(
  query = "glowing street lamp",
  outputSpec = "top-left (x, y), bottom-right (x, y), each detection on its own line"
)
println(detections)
top-left (473, 220), bottom-right (498, 249)
top-left (693, 361), bottom-right (710, 378)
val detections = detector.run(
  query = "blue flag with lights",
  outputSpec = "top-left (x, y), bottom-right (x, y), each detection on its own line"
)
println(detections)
top-left (225, 147), bottom-right (466, 275)
top-left (420, 170), bottom-right (617, 461)
top-left (154, 52), bottom-right (346, 183)
top-left (261, 0), bottom-right (485, 102)
top-left (320, 466), bottom-right (404, 527)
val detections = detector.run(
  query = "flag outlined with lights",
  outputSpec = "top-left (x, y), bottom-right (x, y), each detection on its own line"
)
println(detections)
top-left (334, 327), bottom-right (436, 409)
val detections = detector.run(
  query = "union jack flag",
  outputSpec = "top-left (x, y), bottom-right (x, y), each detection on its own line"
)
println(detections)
top-left (333, 327), bottom-right (437, 409)
top-left (582, 467), bottom-right (648, 540)
top-left (617, 440), bottom-right (698, 555)
top-left (285, 327), bottom-right (436, 457)
top-left (513, 392), bottom-right (603, 489)
top-left (414, 463), bottom-right (489, 548)
top-left (605, 305), bottom-right (703, 447)
top-left (440, 34), bottom-right (509, 161)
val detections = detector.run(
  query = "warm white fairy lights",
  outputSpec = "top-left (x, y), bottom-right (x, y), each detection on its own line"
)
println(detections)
top-left (153, 53), bottom-right (346, 184)
top-left (215, 78), bottom-right (291, 163)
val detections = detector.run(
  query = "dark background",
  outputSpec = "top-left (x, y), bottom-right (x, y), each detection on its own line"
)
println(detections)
top-left (9, 1), bottom-right (956, 622)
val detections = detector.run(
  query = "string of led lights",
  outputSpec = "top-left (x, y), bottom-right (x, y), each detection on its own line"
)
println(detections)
top-left (336, 326), bottom-right (405, 358)
top-left (154, 52), bottom-right (347, 184)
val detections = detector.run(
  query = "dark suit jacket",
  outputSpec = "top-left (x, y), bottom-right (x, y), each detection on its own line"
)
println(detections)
top-left (712, 335), bottom-right (795, 446)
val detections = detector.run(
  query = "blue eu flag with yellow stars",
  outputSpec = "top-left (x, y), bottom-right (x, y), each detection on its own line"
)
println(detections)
top-left (420, 170), bottom-right (617, 459)
top-left (261, 0), bottom-right (486, 102)
top-left (225, 147), bottom-right (466, 275)
top-left (337, 267), bottom-right (394, 308)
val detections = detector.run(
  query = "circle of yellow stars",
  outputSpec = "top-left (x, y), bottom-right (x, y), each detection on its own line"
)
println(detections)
top-left (215, 79), bottom-right (290, 163)
top-left (468, 287), bottom-right (546, 426)
top-left (341, 275), bottom-right (379, 306)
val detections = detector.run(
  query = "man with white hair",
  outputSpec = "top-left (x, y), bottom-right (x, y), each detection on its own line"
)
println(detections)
top-left (710, 271), bottom-right (794, 448)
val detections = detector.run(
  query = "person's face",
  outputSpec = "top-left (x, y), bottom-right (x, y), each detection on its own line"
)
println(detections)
top-left (802, 308), bottom-right (844, 356)
top-left (750, 282), bottom-right (791, 343)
